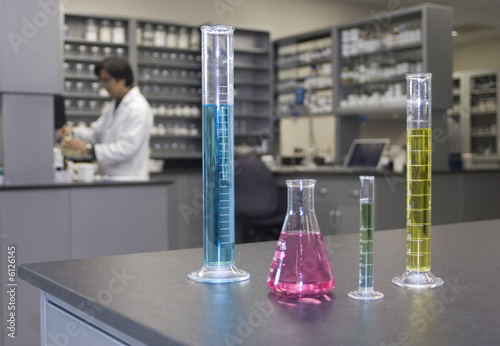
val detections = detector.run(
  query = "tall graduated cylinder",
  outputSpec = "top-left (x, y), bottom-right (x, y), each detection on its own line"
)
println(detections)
top-left (188, 25), bottom-right (249, 283)
top-left (392, 73), bottom-right (443, 288)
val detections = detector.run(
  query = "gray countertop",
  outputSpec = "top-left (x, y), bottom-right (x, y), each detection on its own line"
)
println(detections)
top-left (19, 219), bottom-right (500, 346)
top-left (0, 174), bottom-right (173, 190)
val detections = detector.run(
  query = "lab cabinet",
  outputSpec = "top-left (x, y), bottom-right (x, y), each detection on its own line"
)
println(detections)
top-left (272, 4), bottom-right (453, 167)
top-left (451, 70), bottom-right (500, 168)
top-left (135, 19), bottom-right (203, 160)
top-left (0, 189), bottom-right (71, 346)
top-left (62, 13), bottom-right (273, 163)
top-left (42, 295), bottom-right (129, 346)
top-left (63, 14), bottom-right (130, 126)
top-left (274, 29), bottom-right (334, 118)
top-left (0, 182), bottom-right (171, 346)
top-left (333, 4), bottom-right (453, 115)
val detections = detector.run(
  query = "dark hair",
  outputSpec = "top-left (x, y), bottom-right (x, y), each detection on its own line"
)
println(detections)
top-left (95, 57), bottom-right (134, 86)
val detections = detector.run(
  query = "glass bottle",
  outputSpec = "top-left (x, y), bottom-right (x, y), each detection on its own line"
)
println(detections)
top-left (154, 25), bottom-right (166, 47)
top-left (267, 179), bottom-right (335, 298)
top-left (166, 26), bottom-right (178, 48)
top-left (178, 27), bottom-right (189, 49)
top-left (99, 20), bottom-right (112, 42)
top-left (113, 21), bottom-right (126, 44)
top-left (189, 27), bottom-right (200, 49)
top-left (84, 19), bottom-right (98, 42)
top-left (142, 24), bottom-right (154, 46)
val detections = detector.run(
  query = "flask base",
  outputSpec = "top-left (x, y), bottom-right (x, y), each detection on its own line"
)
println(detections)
top-left (348, 288), bottom-right (384, 300)
top-left (188, 265), bottom-right (250, 283)
top-left (392, 270), bottom-right (443, 288)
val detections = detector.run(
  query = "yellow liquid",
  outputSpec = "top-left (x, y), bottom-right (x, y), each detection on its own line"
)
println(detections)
top-left (406, 128), bottom-right (431, 271)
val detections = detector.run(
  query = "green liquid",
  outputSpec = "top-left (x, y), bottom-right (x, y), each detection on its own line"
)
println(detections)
top-left (359, 202), bottom-right (374, 288)
top-left (406, 128), bottom-right (431, 272)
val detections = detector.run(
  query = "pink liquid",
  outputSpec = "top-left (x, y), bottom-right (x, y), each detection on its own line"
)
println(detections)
top-left (267, 230), bottom-right (335, 298)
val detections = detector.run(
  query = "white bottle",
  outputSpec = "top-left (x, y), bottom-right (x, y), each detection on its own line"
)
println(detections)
top-left (85, 19), bottom-right (98, 41)
top-left (189, 28), bottom-right (200, 49)
top-left (166, 26), bottom-right (177, 48)
top-left (99, 20), bottom-right (112, 42)
top-left (113, 21), bottom-right (126, 44)
top-left (135, 25), bottom-right (143, 45)
top-left (143, 24), bottom-right (154, 46)
top-left (178, 27), bottom-right (189, 49)
top-left (154, 25), bottom-right (166, 47)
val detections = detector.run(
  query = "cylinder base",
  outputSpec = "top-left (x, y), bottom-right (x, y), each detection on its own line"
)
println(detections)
top-left (188, 265), bottom-right (250, 283)
top-left (392, 270), bottom-right (443, 288)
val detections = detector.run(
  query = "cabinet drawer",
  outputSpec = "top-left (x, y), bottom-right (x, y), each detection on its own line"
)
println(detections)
top-left (45, 301), bottom-right (127, 346)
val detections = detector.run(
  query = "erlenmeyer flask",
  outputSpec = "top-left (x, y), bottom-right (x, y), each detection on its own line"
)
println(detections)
top-left (267, 179), bottom-right (335, 298)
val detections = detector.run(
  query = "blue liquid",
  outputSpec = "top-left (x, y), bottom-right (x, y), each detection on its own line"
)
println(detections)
top-left (202, 104), bottom-right (235, 267)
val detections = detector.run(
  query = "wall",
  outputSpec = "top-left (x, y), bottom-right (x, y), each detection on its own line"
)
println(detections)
top-left (453, 37), bottom-right (500, 71)
top-left (62, 0), bottom-right (382, 39)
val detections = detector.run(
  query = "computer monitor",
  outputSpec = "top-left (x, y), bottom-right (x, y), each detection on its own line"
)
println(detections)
top-left (343, 138), bottom-right (390, 170)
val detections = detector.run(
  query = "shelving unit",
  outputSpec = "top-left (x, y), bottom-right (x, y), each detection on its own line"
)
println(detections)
top-left (468, 72), bottom-right (498, 160)
top-left (331, 4), bottom-right (453, 168)
top-left (453, 70), bottom-right (500, 168)
top-left (134, 19), bottom-right (203, 160)
top-left (333, 4), bottom-right (453, 115)
top-left (273, 29), bottom-right (335, 160)
top-left (63, 14), bottom-right (130, 126)
top-left (63, 13), bottom-right (273, 163)
top-left (233, 28), bottom-right (273, 155)
top-left (274, 28), bottom-right (334, 118)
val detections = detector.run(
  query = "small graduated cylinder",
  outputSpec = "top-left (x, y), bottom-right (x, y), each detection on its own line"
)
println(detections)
top-left (348, 176), bottom-right (383, 300)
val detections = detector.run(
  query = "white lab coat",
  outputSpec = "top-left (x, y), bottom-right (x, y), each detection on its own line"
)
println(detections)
top-left (73, 86), bottom-right (153, 179)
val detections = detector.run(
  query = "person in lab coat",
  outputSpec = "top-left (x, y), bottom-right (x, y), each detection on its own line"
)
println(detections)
top-left (60, 57), bottom-right (153, 180)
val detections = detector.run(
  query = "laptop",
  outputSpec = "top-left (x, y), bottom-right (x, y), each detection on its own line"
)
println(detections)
top-left (342, 138), bottom-right (390, 171)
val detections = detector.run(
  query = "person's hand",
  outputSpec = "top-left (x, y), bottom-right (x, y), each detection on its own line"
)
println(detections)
top-left (58, 125), bottom-right (73, 138)
top-left (62, 139), bottom-right (88, 154)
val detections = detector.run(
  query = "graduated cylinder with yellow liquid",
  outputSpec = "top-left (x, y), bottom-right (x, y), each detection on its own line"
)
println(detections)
top-left (392, 73), bottom-right (444, 288)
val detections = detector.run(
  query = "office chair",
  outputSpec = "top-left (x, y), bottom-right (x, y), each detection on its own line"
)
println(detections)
top-left (234, 154), bottom-right (285, 243)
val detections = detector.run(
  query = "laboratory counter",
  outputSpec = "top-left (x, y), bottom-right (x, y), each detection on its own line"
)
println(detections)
top-left (19, 219), bottom-right (500, 346)
top-left (0, 173), bottom-right (174, 190)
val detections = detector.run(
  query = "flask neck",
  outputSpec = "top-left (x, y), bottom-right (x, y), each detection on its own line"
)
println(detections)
top-left (286, 179), bottom-right (316, 214)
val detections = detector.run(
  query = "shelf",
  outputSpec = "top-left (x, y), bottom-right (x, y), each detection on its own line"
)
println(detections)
top-left (64, 74), bottom-right (99, 80)
top-left (235, 80), bottom-right (269, 87)
top-left (137, 60), bottom-right (200, 69)
top-left (471, 133), bottom-right (496, 138)
top-left (65, 55), bottom-right (119, 63)
top-left (340, 77), bottom-right (406, 88)
top-left (471, 88), bottom-right (496, 95)
top-left (65, 38), bottom-right (128, 47)
top-left (235, 63), bottom-right (269, 71)
top-left (470, 110), bottom-right (497, 116)
top-left (276, 57), bottom-right (332, 69)
top-left (235, 47), bottom-right (268, 55)
top-left (64, 13), bottom-right (272, 161)
top-left (145, 95), bottom-right (201, 103)
top-left (151, 153), bottom-right (202, 159)
top-left (137, 78), bottom-right (200, 87)
top-left (236, 97), bottom-right (269, 103)
top-left (63, 93), bottom-right (109, 100)
top-left (275, 86), bottom-right (333, 95)
top-left (340, 42), bottom-right (421, 60)
top-left (136, 44), bottom-right (199, 54)
top-left (151, 135), bottom-right (202, 139)
top-left (66, 111), bottom-right (101, 117)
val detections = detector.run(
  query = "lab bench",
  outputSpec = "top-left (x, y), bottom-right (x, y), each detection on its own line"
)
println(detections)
top-left (19, 219), bottom-right (500, 345)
